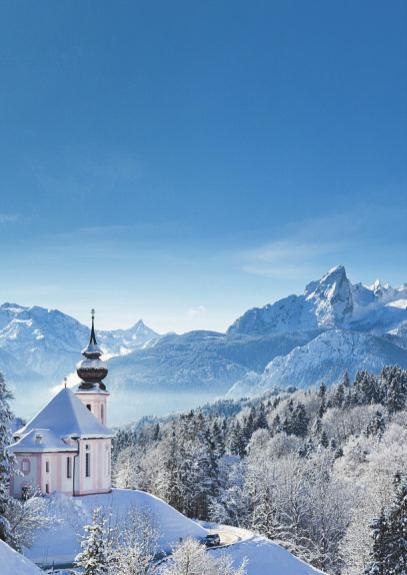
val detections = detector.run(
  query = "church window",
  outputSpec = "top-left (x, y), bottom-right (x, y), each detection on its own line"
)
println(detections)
top-left (45, 460), bottom-right (50, 473)
top-left (85, 452), bottom-right (91, 477)
top-left (101, 404), bottom-right (104, 423)
top-left (45, 483), bottom-right (49, 494)
top-left (105, 446), bottom-right (110, 476)
top-left (67, 457), bottom-right (72, 478)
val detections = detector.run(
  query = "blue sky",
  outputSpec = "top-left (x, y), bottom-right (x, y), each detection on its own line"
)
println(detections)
top-left (0, 1), bottom-right (406, 333)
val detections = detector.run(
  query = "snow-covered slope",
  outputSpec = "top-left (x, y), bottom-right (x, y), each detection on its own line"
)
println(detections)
top-left (26, 488), bottom-right (207, 564)
top-left (254, 329), bottom-right (407, 392)
top-left (0, 539), bottom-right (42, 575)
top-left (211, 530), bottom-right (326, 575)
top-left (107, 330), bottom-right (312, 393)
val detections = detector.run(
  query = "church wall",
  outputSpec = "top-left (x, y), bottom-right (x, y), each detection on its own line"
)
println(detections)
top-left (11, 453), bottom-right (42, 498)
top-left (77, 438), bottom-right (111, 495)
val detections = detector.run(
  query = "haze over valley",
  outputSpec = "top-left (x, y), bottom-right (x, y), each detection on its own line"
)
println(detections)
top-left (2, 265), bottom-right (407, 425)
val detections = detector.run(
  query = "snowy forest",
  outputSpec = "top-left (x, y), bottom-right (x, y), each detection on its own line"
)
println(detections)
top-left (112, 366), bottom-right (407, 575)
top-left (1, 367), bottom-right (407, 574)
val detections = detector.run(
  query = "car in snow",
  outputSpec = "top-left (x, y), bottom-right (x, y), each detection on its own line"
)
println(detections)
top-left (203, 533), bottom-right (221, 547)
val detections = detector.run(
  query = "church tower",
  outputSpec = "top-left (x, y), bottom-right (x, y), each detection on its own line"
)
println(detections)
top-left (75, 309), bottom-right (109, 425)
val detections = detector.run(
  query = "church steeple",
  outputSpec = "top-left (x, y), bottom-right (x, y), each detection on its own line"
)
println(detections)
top-left (77, 309), bottom-right (108, 391)
top-left (89, 307), bottom-right (97, 346)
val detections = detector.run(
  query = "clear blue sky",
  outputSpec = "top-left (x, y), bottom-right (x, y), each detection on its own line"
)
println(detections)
top-left (0, 1), bottom-right (406, 333)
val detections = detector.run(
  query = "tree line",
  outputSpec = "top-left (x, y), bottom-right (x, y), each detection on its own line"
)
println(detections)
top-left (113, 366), bottom-right (407, 575)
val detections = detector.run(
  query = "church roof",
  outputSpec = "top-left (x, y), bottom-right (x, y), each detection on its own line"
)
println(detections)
top-left (11, 387), bottom-right (113, 453)
top-left (9, 428), bottom-right (78, 453)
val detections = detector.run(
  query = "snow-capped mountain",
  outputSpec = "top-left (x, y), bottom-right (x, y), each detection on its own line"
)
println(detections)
top-left (228, 265), bottom-right (407, 336)
top-left (98, 319), bottom-right (159, 357)
top-left (1, 266), bottom-right (407, 418)
top-left (227, 266), bottom-right (407, 395)
top-left (0, 303), bottom-right (159, 385)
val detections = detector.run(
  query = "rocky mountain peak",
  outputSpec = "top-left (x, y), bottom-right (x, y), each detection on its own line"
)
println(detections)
top-left (304, 265), bottom-right (353, 327)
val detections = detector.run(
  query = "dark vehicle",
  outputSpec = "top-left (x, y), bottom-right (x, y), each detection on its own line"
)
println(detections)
top-left (203, 533), bottom-right (221, 547)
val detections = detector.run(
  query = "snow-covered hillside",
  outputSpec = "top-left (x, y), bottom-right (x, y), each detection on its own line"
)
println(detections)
top-left (255, 329), bottom-right (407, 392)
top-left (23, 490), bottom-right (325, 575)
top-left (26, 488), bottom-right (207, 564)
top-left (0, 539), bottom-right (42, 575)
top-left (210, 528), bottom-right (326, 575)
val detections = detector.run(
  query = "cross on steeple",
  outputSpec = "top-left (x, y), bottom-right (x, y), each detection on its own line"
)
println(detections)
top-left (77, 308), bottom-right (108, 391)
top-left (90, 308), bottom-right (97, 345)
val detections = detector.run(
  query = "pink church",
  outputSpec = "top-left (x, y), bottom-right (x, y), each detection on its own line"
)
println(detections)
top-left (10, 311), bottom-right (113, 498)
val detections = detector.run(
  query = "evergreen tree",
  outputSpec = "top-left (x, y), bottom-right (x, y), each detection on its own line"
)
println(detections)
top-left (152, 423), bottom-right (160, 441)
top-left (353, 371), bottom-right (382, 405)
top-left (317, 382), bottom-right (327, 417)
top-left (283, 402), bottom-right (309, 438)
top-left (254, 402), bottom-right (269, 431)
top-left (334, 446), bottom-right (344, 459)
top-left (0, 373), bottom-right (14, 544)
top-left (75, 508), bottom-right (108, 575)
top-left (333, 382), bottom-right (345, 408)
top-left (230, 420), bottom-right (246, 458)
top-left (242, 407), bottom-right (256, 443)
top-left (271, 413), bottom-right (281, 435)
top-left (343, 370), bottom-right (350, 389)
top-left (212, 420), bottom-right (225, 457)
top-left (318, 382), bottom-right (327, 399)
top-left (366, 411), bottom-right (386, 438)
top-left (320, 430), bottom-right (329, 449)
top-left (382, 365), bottom-right (407, 413)
top-left (312, 416), bottom-right (322, 437)
top-left (365, 474), bottom-right (407, 575)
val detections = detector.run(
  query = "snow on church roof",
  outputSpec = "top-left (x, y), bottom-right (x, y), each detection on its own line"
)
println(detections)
top-left (12, 387), bottom-right (113, 452)
top-left (10, 428), bottom-right (78, 453)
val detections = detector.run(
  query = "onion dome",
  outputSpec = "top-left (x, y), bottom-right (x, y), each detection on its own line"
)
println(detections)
top-left (77, 309), bottom-right (108, 391)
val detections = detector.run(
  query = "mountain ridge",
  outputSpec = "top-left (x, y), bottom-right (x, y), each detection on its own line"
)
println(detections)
top-left (1, 266), bottom-right (407, 418)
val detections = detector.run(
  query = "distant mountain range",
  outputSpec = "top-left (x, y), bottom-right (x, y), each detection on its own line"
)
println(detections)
top-left (1, 266), bottom-right (407, 410)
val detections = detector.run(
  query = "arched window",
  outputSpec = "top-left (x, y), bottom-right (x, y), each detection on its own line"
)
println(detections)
top-left (86, 404), bottom-right (91, 411)
top-left (45, 460), bottom-right (50, 473)
top-left (21, 459), bottom-right (30, 475)
top-left (101, 404), bottom-right (104, 424)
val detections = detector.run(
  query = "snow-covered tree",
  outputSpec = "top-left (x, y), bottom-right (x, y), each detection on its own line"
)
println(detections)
top-left (109, 506), bottom-right (158, 575)
top-left (75, 507), bottom-right (108, 575)
top-left (5, 490), bottom-right (53, 551)
top-left (0, 373), bottom-right (15, 545)
top-left (111, 367), bottom-right (407, 575)
top-left (365, 474), bottom-right (407, 575)
top-left (161, 538), bottom-right (247, 575)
